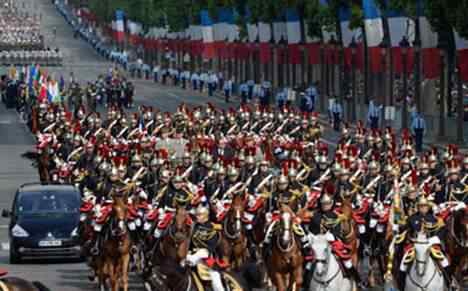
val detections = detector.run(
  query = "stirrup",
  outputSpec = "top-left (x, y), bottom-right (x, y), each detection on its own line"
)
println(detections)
top-left (91, 247), bottom-right (99, 256)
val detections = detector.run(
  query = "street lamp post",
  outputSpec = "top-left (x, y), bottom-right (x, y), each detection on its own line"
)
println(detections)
top-left (414, 40), bottom-right (421, 111)
top-left (438, 48), bottom-right (445, 138)
top-left (457, 68), bottom-right (464, 143)
top-left (381, 43), bottom-right (387, 127)
top-left (400, 37), bottom-right (410, 129)
top-left (350, 38), bottom-right (357, 122)
top-left (320, 42), bottom-right (325, 112)
top-left (330, 37), bottom-right (337, 97)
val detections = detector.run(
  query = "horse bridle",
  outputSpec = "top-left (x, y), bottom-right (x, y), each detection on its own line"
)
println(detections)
top-left (223, 208), bottom-right (243, 240)
top-left (167, 218), bottom-right (192, 250)
top-left (407, 264), bottom-right (438, 291)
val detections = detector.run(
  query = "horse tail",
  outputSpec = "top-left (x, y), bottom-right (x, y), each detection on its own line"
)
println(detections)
top-left (21, 151), bottom-right (39, 162)
top-left (32, 281), bottom-right (52, 291)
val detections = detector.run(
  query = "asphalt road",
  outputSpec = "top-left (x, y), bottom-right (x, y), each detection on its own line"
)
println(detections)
top-left (0, 1), bottom-right (371, 291)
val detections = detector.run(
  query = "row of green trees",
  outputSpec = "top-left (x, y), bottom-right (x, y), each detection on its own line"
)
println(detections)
top-left (80, 0), bottom-right (468, 41)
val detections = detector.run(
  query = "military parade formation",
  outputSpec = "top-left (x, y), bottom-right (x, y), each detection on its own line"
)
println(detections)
top-left (0, 0), bottom-right (62, 66)
top-left (18, 65), bottom-right (467, 291)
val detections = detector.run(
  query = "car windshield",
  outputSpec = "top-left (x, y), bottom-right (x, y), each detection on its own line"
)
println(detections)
top-left (16, 191), bottom-right (79, 215)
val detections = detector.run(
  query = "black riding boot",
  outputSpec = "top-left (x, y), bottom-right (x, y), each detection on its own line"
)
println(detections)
top-left (303, 262), bottom-right (315, 289)
top-left (246, 229), bottom-right (257, 260)
top-left (347, 266), bottom-right (368, 289)
top-left (442, 267), bottom-right (453, 290)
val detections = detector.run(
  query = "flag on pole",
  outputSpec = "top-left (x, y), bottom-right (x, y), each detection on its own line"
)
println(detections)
top-left (115, 10), bottom-right (125, 43)
top-left (362, 0), bottom-right (384, 73)
top-left (417, 0), bottom-right (440, 79)
top-left (259, 22), bottom-right (272, 63)
top-left (363, 0), bottom-right (384, 47)
top-left (201, 10), bottom-right (215, 59)
top-left (273, 13), bottom-right (287, 43)
top-left (454, 31), bottom-right (468, 82)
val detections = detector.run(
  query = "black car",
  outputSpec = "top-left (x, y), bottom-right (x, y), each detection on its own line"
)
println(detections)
top-left (2, 183), bottom-right (81, 263)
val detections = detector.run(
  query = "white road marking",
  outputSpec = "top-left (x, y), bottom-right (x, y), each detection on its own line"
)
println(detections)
top-left (1, 242), bottom-right (9, 251)
top-left (0, 225), bottom-right (9, 229)
top-left (0, 120), bottom-right (12, 124)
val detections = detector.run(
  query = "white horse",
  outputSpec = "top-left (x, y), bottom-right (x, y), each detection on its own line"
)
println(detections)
top-left (404, 232), bottom-right (447, 291)
top-left (308, 233), bottom-right (355, 291)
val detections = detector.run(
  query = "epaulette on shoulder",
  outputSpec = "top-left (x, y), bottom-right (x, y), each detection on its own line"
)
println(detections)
top-left (212, 223), bottom-right (222, 231)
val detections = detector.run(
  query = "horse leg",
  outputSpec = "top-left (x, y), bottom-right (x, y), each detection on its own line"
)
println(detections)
top-left (272, 272), bottom-right (286, 291)
top-left (121, 253), bottom-right (130, 291)
top-left (291, 267), bottom-right (303, 291)
top-left (108, 261), bottom-right (117, 291)
top-left (368, 256), bottom-right (376, 288)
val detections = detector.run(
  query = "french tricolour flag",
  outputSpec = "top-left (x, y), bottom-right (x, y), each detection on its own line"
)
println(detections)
top-left (201, 10), bottom-right (215, 59)
top-left (286, 8), bottom-right (301, 44)
top-left (417, 0), bottom-right (439, 79)
top-left (247, 9), bottom-right (258, 43)
top-left (362, 0), bottom-right (384, 73)
top-left (213, 9), bottom-right (229, 43)
top-left (273, 13), bottom-right (287, 43)
top-left (286, 8), bottom-right (301, 65)
top-left (455, 31), bottom-right (468, 82)
top-left (387, 4), bottom-right (416, 76)
top-left (258, 21), bottom-right (272, 64)
top-left (363, 0), bottom-right (384, 47)
top-left (115, 10), bottom-right (125, 43)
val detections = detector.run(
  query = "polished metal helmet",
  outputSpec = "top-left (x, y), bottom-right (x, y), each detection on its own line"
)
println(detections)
top-left (320, 194), bottom-right (333, 205)
top-left (227, 166), bottom-right (239, 177)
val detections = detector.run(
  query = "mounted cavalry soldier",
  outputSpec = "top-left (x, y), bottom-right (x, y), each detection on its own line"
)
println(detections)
top-left (306, 188), bottom-right (366, 288)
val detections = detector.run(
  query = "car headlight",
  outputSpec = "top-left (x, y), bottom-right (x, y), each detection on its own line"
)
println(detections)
top-left (12, 224), bottom-right (29, 238)
top-left (71, 227), bottom-right (78, 237)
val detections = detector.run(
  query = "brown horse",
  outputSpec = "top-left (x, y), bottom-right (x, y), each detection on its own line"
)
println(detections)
top-left (220, 193), bottom-right (249, 270)
top-left (446, 207), bottom-right (468, 285)
top-left (97, 193), bottom-right (131, 291)
top-left (367, 203), bottom-right (392, 287)
top-left (340, 199), bottom-right (360, 268)
top-left (267, 205), bottom-right (303, 291)
top-left (146, 208), bottom-right (192, 291)
top-left (157, 207), bottom-right (192, 265)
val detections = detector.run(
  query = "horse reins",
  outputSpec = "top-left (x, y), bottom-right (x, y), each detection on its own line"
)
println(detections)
top-left (223, 215), bottom-right (241, 240)
top-left (407, 264), bottom-right (438, 291)
top-left (312, 267), bottom-right (340, 288)
top-left (275, 231), bottom-right (295, 253)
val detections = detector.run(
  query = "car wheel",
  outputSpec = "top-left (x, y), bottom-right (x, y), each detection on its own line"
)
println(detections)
top-left (9, 245), bottom-right (20, 264)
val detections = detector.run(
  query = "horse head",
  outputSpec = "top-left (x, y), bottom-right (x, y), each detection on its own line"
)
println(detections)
top-left (413, 232), bottom-right (431, 277)
top-left (225, 194), bottom-right (245, 239)
top-left (167, 207), bottom-right (191, 262)
top-left (110, 194), bottom-right (128, 238)
top-left (309, 234), bottom-right (331, 277)
top-left (276, 206), bottom-right (295, 252)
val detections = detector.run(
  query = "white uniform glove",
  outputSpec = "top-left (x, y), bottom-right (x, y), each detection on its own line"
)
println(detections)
top-left (454, 202), bottom-right (466, 211)
top-left (186, 249), bottom-right (209, 266)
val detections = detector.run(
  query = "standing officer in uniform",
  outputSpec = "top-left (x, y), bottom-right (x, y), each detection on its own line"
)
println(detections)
top-left (330, 98), bottom-right (343, 131)
top-left (367, 100), bottom-right (382, 130)
top-left (411, 112), bottom-right (426, 153)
